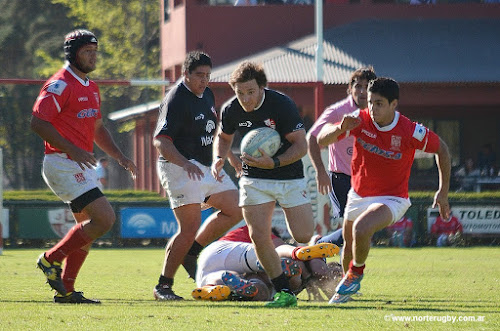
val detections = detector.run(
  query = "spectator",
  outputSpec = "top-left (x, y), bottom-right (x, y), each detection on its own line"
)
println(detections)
top-left (430, 211), bottom-right (463, 247)
top-left (95, 157), bottom-right (109, 189)
top-left (410, 0), bottom-right (436, 4)
top-left (386, 215), bottom-right (414, 247)
top-left (454, 158), bottom-right (481, 191)
top-left (477, 143), bottom-right (496, 176)
top-left (234, 0), bottom-right (258, 5)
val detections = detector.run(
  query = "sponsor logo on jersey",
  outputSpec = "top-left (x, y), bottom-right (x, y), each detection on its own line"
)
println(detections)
top-left (211, 106), bottom-right (217, 117)
top-left (201, 135), bottom-right (214, 146)
top-left (77, 108), bottom-right (99, 119)
top-left (361, 129), bottom-right (377, 139)
top-left (206, 120), bottom-right (216, 133)
top-left (264, 118), bottom-right (276, 129)
top-left (347, 146), bottom-right (353, 156)
top-left (94, 92), bottom-right (99, 104)
top-left (74, 173), bottom-right (86, 184)
top-left (295, 123), bottom-right (304, 130)
top-left (391, 135), bottom-right (402, 151)
top-left (78, 96), bottom-right (89, 102)
top-left (195, 113), bottom-right (205, 121)
top-left (46, 80), bottom-right (67, 96)
top-left (239, 121), bottom-right (252, 127)
top-left (357, 137), bottom-right (402, 160)
top-left (413, 123), bottom-right (426, 142)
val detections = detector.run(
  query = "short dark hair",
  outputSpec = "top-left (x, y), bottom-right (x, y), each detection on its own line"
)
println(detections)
top-left (368, 77), bottom-right (399, 104)
top-left (348, 66), bottom-right (377, 92)
top-left (229, 61), bottom-right (268, 89)
top-left (182, 51), bottom-right (212, 74)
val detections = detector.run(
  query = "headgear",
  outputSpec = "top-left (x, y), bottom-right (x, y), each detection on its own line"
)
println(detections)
top-left (64, 29), bottom-right (98, 70)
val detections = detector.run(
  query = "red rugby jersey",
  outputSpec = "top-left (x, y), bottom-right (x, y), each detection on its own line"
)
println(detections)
top-left (32, 65), bottom-right (101, 154)
top-left (339, 109), bottom-right (440, 198)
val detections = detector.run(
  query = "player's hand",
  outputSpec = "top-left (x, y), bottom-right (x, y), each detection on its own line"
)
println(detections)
top-left (228, 156), bottom-right (243, 178)
top-left (67, 145), bottom-right (97, 170)
top-left (341, 114), bottom-right (361, 132)
top-left (183, 161), bottom-right (204, 181)
top-left (240, 148), bottom-right (273, 169)
top-left (316, 170), bottom-right (333, 195)
top-left (432, 190), bottom-right (450, 220)
top-left (118, 156), bottom-right (138, 180)
top-left (211, 157), bottom-right (226, 182)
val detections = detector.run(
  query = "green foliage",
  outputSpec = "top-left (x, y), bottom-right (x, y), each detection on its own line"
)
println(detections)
top-left (3, 189), bottom-right (164, 202)
top-left (48, 0), bottom-right (162, 115)
top-left (0, 0), bottom-right (162, 189)
top-left (0, 248), bottom-right (498, 330)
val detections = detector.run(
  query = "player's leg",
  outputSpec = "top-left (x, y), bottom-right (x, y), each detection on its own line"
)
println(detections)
top-left (282, 203), bottom-right (314, 244)
top-left (244, 203), bottom-right (278, 277)
top-left (181, 166), bottom-right (242, 278)
top-left (197, 189), bottom-right (242, 246)
top-left (154, 203), bottom-right (201, 301)
top-left (341, 219), bottom-right (354, 274)
top-left (351, 204), bottom-right (393, 265)
top-left (59, 210), bottom-right (92, 298)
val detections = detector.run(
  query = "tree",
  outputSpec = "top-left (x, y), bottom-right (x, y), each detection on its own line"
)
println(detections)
top-left (0, 0), bottom-right (74, 189)
top-left (0, 0), bottom-right (161, 189)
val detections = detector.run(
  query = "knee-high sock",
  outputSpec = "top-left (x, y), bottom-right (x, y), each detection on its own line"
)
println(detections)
top-left (62, 248), bottom-right (88, 293)
top-left (45, 223), bottom-right (93, 263)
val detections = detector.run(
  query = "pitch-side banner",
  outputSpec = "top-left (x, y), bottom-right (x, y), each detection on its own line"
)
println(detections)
top-left (427, 206), bottom-right (500, 234)
top-left (120, 207), bottom-right (214, 238)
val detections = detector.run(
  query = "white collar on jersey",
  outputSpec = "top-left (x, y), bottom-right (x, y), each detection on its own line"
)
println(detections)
top-left (253, 89), bottom-right (266, 110)
top-left (64, 63), bottom-right (90, 87)
top-left (182, 78), bottom-right (203, 98)
top-left (373, 111), bottom-right (400, 132)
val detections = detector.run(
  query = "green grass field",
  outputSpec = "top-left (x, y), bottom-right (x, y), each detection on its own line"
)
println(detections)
top-left (0, 247), bottom-right (498, 330)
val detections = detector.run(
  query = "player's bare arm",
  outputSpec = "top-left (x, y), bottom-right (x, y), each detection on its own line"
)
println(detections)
top-left (211, 129), bottom-right (235, 181)
top-left (241, 129), bottom-right (307, 169)
top-left (306, 131), bottom-right (332, 195)
top-left (432, 137), bottom-right (452, 220)
top-left (30, 115), bottom-right (97, 170)
top-left (317, 115), bottom-right (361, 147)
top-left (94, 119), bottom-right (137, 179)
top-left (153, 135), bottom-right (204, 181)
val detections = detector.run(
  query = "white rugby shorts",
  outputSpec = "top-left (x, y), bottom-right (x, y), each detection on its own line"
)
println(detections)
top-left (344, 188), bottom-right (411, 225)
top-left (42, 153), bottom-right (100, 203)
top-left (195, 240), bottom-right (259, 287)
top-left (238, 177), bottom-right (310, 208)
top-left (157, 159), bottom-right (237, 209)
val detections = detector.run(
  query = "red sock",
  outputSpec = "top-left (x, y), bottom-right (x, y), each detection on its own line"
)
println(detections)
top-left (45, 223), bottom-right (93, 263)
top-left (291, 247), bottom-right (301, 260)
top-left (62, 249), bottom-right (88, 293)
top-left (349, 260), bottom-right (365, 275)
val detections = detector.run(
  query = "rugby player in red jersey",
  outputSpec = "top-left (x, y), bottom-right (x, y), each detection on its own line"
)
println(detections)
top-left (317, 77), bottom-right (451, 303)
top-left (31, 29), bottom-right (137, 304)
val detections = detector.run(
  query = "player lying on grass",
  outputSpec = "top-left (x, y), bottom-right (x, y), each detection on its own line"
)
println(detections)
top-left (191, 225), bottom-right (340, 301)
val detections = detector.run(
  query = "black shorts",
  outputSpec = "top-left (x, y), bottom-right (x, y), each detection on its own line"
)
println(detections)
top-left (328, 172), bottom-right (351, 217)
top-left (70, 187), bottom-right (104, 213)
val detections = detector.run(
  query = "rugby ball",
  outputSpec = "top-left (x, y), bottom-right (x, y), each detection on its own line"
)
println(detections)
top-left (240, 127), bottom-right (281, 158)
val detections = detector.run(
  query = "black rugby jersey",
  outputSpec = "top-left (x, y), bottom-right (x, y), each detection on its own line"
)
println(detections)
top-left (154, 82), bottom-right (217, 167)
top-left (220, 89), bottom-right (305, 180)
